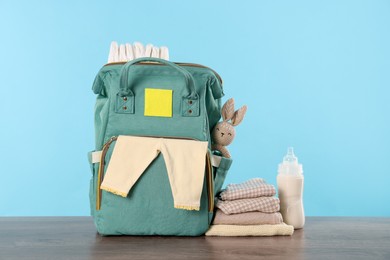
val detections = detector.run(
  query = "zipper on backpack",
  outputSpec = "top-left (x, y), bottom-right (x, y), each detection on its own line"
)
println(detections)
top-left (205, 151), bottom-right (214, 213)
top-left (103, 61), bottom-right (223, 85)
top-left (96, 135), bottom-right (214, 213)
top-left (96, 136), bottom-right (117, 211)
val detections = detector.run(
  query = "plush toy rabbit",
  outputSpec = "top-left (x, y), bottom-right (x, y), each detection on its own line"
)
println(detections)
top-left (211, 98), bottom-right (247, 158)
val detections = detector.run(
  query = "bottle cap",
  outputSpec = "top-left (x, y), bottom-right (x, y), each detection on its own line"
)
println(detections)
top-left (278, 147), bottom-right (303, 175)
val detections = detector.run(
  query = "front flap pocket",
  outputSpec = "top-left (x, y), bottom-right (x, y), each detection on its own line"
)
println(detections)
top-left (96, 135), bottom-right (212, 212)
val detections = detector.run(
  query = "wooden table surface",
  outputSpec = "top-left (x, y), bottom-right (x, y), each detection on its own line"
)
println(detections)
top-left (0, 217), bottom-right (389, 260)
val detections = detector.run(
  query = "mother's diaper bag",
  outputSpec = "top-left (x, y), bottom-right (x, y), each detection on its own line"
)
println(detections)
top-left (88, 57), bottom-right (233, 236)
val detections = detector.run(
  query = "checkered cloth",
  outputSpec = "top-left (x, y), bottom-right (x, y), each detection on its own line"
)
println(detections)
top-left (219, 178), bottom-right (276, 201)
top-left (226, 178), bottom-right (265, 188)
top-left (216, 197), bottom-right (280, 214)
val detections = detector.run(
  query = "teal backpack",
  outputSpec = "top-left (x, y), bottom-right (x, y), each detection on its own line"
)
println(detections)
top-left (88, 57), bottom-right (233, 236)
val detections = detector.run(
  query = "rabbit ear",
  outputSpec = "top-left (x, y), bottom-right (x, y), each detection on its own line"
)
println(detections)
top-left (231, 105), bottom-right (247, 126)
top-left (221, 98), bottom-right (235, 121)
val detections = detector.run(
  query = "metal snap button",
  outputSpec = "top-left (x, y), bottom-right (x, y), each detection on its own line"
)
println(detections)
top-left (123, 106), bottom-right (127, 110)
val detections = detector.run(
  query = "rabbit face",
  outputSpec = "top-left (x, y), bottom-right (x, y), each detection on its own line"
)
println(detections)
top-left (211, 98), bottom-right (247, 156)
top-left (212, 122), bottom-right (236, 146)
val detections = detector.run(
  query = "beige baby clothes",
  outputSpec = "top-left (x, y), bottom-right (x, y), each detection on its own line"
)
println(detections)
top-left (216, 197), bottom-right (280, 214)
top-left (219, 178), bottom-right (276, 200)
top-left (205, 223), bottom-right (294, 236)
top-left (100, 135), bottom-right (209, 211)
top-left (213, 209), bottom-right (283, 225)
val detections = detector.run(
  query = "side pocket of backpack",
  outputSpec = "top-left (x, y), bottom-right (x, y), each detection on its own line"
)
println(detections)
top-left (87, 151), bottom-right (99, 217)
top-left (213, 155), bottom-right (233, 197)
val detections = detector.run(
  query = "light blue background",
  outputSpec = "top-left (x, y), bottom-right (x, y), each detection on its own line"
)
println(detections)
top-left (1, 0), bottom-right (389, 216)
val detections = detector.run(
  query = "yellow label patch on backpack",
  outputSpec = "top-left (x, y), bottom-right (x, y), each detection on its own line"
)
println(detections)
top-left (144, 88), bottom-right (173, 117)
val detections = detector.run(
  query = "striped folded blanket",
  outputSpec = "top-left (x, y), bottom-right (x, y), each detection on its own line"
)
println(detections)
top-left (216, 197), bottom-right (280, 214)
top-left (205, 223), bottom-right (294, 236)
top-left (219, 178), bottom-right (276, 200)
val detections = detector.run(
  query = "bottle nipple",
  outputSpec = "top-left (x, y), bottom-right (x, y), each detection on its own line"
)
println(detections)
top-left (283, 147), bottom-right (298, 164)
top-left (278, 147), bottom-right (303, 175)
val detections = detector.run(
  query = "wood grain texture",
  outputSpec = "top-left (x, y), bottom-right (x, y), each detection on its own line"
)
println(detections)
top-left (0, 217), bottom-right (389, 260)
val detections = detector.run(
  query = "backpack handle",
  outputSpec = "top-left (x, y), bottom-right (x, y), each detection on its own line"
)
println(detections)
top-left (119, 57), bottom-right (198, 100)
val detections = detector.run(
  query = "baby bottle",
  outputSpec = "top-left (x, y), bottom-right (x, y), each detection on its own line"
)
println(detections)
top-left (277, 147), bottom-right (305, 229)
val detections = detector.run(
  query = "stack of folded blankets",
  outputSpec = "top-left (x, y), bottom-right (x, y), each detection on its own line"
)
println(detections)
top-left (205, 178), bottom-right (294, 236)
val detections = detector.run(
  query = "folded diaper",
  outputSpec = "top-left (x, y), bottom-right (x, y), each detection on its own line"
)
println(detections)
top-left (107, 41), bottom-right (170, 63)
top-left (107, 41), bottom-right (119, 63)
top-left (213, 209), bottom-right (283, 225)
top-left (100, 136), bottom-right (208, 211)
top-left (205, 223), bottom-right (294, 236)
top-left (216, 197), bottom-right (280, 214)
top-left (219, 178), bottom-right (276, 200)
top-left (144, 44), bottom-right (153, 57)
top-left (133, 42), bottom-right (145, 58)
top-left (151, 46), bottom-right (160, 58)
top-left (159, 46), bottom-right (169, 60)
top-left (119, 44), bottom-right (127, 62)
top-left (125, 43), bottom-right (134, 61)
